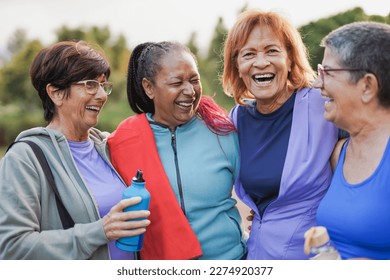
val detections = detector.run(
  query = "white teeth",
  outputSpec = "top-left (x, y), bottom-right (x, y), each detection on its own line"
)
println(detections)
top-left (255, 80), bottom-right (272, 86)
top-left (325, 100), bottom-right (333, 106)
top-left (321, 95), bottom-right (333, 102)
top-left (254, 74), bottom-right (274, 79)
top-left (86, 106), bottom-right (100, 112)
top-left (177, 102), bottom-right (193, 107)
top-left (253, 74), bottom-right (275, 86)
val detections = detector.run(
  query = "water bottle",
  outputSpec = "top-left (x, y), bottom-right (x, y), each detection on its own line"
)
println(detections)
top-left (304, 226), bottom-right (341, 260)
top-left (116, 170), bottom-right (150, 252)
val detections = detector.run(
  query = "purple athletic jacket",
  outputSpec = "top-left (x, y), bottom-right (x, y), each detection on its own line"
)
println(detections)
top-left (232, 88), bottom-right (338, 259)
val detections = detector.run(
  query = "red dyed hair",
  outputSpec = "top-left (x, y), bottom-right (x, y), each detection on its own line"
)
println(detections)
top-left (196, 96), bottom-right (236, 135)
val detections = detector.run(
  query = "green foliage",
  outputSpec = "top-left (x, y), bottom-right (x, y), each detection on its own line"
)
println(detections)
top-left (97, 96), bottom-right (133, 133)
top-left (0, 40), bottom-right (43, 107)
top-left (0, 147), bottom-right (6, 159)
top-left (300, 7), bottom-right (390, 70)
top-left (200, 17), bottom-right (235, 111)
top-left (0, 104), bottom-right (45, 146)
top-left (7, 28), bottom-right (28, 54)
top-left (110, 34), bottom-right (130, 71)
top-left (187, 32), bottom-right (200, 57)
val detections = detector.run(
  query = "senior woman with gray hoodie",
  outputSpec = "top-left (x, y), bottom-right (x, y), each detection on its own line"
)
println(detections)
top-left (0, 41), bottom-right (150, 259)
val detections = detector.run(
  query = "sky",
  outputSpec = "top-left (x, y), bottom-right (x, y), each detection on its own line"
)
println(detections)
top-left (0, 0), bottom-right (389, 55)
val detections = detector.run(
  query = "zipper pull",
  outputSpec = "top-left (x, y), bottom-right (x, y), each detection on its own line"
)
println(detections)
top-left (170, 129), bottom-right (176, 145)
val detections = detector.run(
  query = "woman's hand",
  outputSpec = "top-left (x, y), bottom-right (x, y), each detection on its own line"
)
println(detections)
top-left (246, 209), bottom-right (255, 231)
top-left (102, 197), bottom-right (151, 241)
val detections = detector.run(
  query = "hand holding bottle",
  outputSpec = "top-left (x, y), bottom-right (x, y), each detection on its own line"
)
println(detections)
top-left (116, 170), bottom-right (151, 252)
top-left (102, 196), bottom-right (150, 241)
top-left (304, 226), bottom-right (341, 260)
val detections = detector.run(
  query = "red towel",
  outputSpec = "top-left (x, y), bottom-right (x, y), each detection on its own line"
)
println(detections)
top-left (108, 114), bottom-right (202, 260)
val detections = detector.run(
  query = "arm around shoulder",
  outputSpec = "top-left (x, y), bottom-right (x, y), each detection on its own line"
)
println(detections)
top-left (330, 138), bottom-right (348, 171)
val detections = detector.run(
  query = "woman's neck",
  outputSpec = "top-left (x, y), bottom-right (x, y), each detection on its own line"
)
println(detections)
top-left (47, 122), bottom-right (89, 142)
top-left (256, 89), bottom-right (294, 114)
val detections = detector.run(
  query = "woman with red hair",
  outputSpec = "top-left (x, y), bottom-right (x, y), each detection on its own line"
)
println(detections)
top-left (108, 41), bottom-right (246, 260)
top-left (222, 10), bottom-right (339, 259)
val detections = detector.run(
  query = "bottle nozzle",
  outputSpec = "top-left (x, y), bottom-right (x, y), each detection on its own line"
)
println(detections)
top-left (133, 169), bottom-right (145, 182)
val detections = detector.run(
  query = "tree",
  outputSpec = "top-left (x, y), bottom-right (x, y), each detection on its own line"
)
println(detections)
top-left (202, 17), bottom-right (234, 110)
top-left (0, 40), bottom-right (43, 107)
top-left (89, 26), bottom-right (111, 47)
top-left (110, 34), bottom-right (129, 71)
top-left (7, 29), bottom-right (28, 55)
top-left (0, 39), bottom-right (45, 146)
top-left (56, 25), bottom-right (87, 42)
top-left (186, 32), bottom-right (200, 58)
top-left (299, 7), bottom-right (390, 70)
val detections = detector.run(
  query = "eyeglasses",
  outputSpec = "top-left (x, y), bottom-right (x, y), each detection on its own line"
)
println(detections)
top-left (317, 64), bottom-right (367, 84)
top-left (74, 80), bottom-right (113, 95)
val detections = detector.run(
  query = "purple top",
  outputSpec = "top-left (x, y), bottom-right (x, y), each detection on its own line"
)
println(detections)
top-left (237, 93), bottom-right (295, 217)
top-left (68, 139), bottom-right (134, 260)
top-left (231, 88), bottom-right (338, 259)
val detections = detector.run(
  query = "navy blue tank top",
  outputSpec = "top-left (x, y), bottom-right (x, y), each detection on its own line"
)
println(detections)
top-left (235, 93), bottom-right (295, 216)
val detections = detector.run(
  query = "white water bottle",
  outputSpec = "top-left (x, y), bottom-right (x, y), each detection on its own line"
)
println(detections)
top-left (304, 226), bottom-right (341, 260)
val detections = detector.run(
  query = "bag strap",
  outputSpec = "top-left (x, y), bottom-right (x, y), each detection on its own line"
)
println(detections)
top-left (7, 140), bottom-right (75, 230)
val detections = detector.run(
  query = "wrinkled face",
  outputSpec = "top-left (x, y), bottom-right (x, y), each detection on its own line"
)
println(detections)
top-left (236, 25), bottom-right (292, 112)
top-left (313, 48), bottom-right (359, 127)
top-left (144, 51), bottom-right (202, 129)
top-left (58, 74), bottom-right (108, 134)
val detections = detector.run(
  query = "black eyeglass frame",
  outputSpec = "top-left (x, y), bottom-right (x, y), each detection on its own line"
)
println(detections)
top-left (317, 64), bottom-right (369, 84)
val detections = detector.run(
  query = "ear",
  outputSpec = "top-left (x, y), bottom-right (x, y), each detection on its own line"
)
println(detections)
top-left (142, 78), bottom-right (154, 99)
top-left (360, 73), bottom-right (379, 104)
top-left (46, 84), bottom-right (64, 106)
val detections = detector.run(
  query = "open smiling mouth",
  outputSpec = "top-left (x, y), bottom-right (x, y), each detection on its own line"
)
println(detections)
top-left (176, 101), bottom-right (194, 109)
top-left (86, 105), bottom-right (101, 112)
top-left (252, 74), bottom-right (275, 85)
top-left (321, 94), bottom-right (334, 104)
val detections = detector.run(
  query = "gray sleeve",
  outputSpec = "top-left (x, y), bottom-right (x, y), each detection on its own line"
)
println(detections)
top-left (0, 146), bottom-right (109, 259)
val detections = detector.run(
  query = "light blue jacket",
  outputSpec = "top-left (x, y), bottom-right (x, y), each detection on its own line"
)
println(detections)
top-left (147, 114), bottom-right (246, 259)
top-left (231, 88), bottom-right (338, 259)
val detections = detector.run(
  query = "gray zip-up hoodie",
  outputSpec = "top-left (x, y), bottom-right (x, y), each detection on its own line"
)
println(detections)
top-left (0, 127), bottom-right (121, 259)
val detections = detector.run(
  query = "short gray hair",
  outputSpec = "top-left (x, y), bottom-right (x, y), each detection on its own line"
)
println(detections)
top-left (321, 21), bottom-right (390, 107)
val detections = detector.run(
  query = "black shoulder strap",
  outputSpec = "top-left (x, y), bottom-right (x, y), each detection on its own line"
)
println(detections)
top-left (7, 140), bottom-right (75, 230)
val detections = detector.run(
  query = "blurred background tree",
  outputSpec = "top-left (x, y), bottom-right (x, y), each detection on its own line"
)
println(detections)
top-left (299, 7), bottom-right (390, 70)
top-left (0, 6), bottom-right (389, 155)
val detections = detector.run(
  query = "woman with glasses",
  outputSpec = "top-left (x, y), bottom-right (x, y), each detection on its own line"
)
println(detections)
top-left (108, 41), bottom-right (247, 260)
top-left (0, 41), bottom-right (150, 259)
top-left (222, 9), bottom-right (339, 259)
top-left (315, 22), bottom-right (390, 260)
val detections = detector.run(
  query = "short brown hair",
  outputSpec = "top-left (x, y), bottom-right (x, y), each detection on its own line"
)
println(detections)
top-left (30, 41), bottom-right (110, 121)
